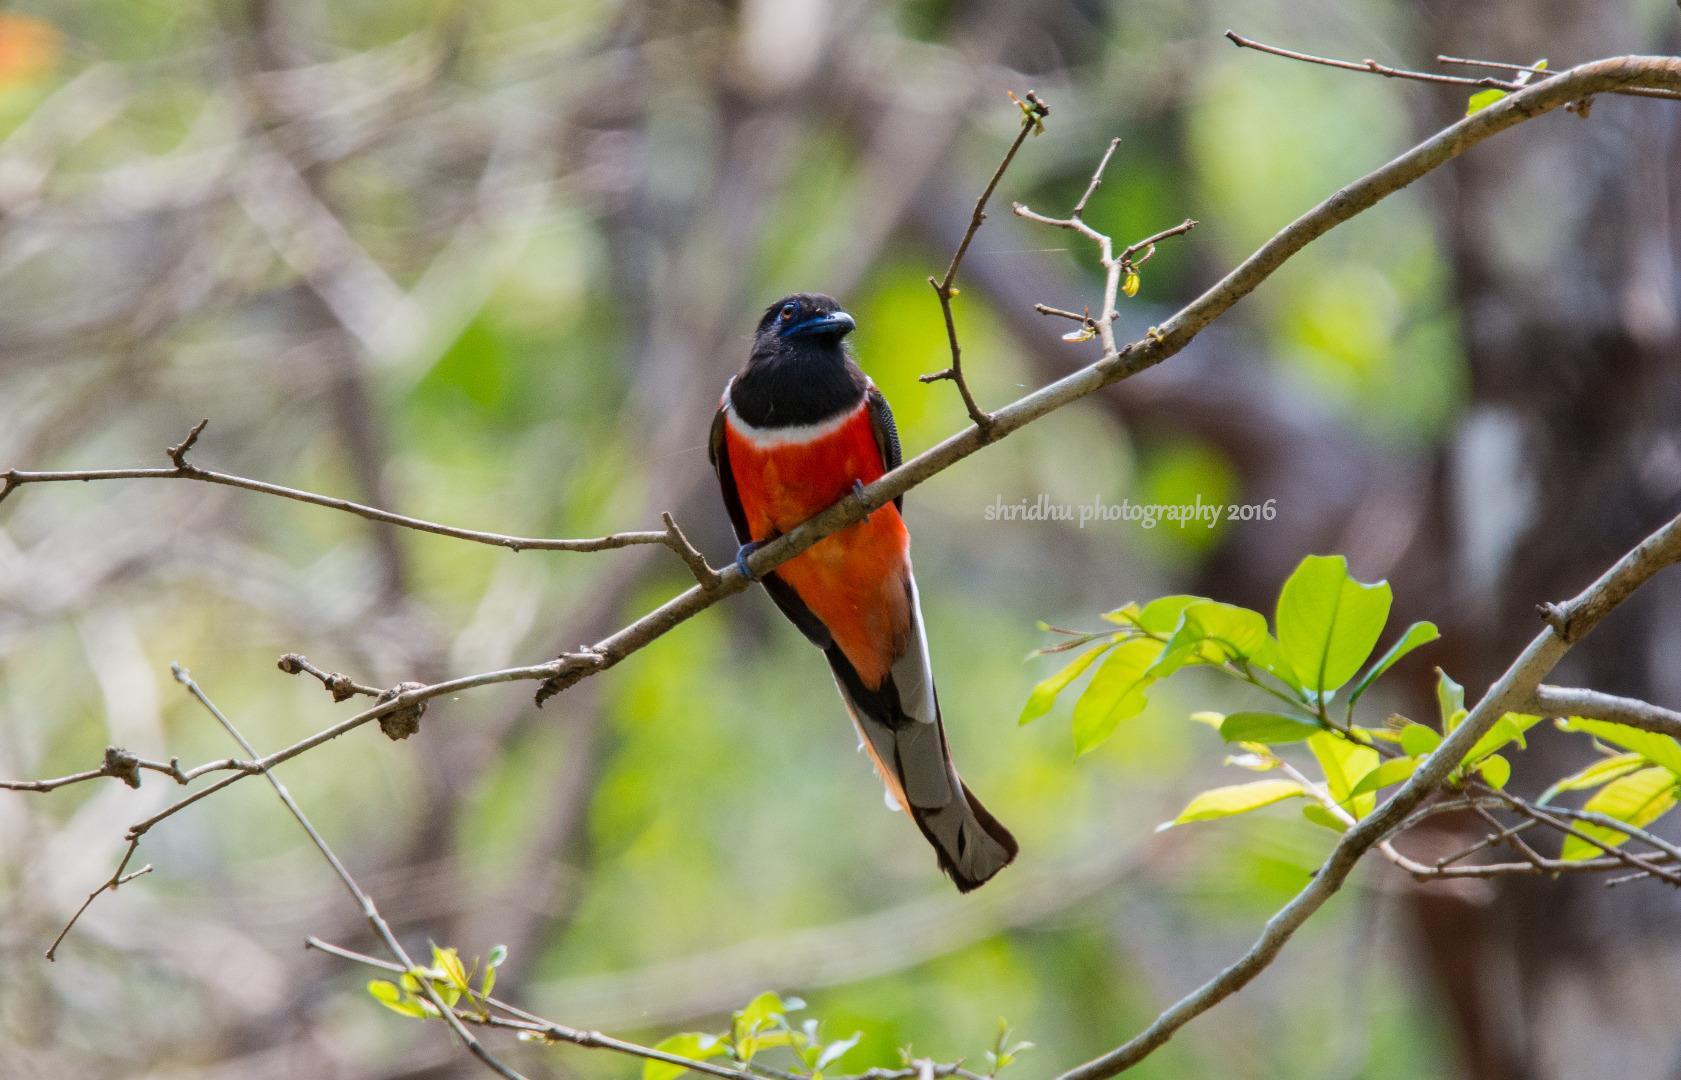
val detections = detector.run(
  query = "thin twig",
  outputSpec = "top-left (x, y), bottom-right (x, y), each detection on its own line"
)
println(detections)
top-left (919, 90), bottom-right (1050, 431)
top-left (1225, 31), bottom-right (1681, 102)
top-left (0, 420), bottom-right (674, 554)
top-left (1014, 143), bottom-right (1196, 356)
top-left (277, 652), bottom-right (382, 701)
top-left (44, 838), bottom-right (151, 961)
top-left (171, 665), bottom-right (529, 1080)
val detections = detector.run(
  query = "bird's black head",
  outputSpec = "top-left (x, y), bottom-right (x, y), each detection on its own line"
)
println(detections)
top-left (753, 293), bottom-right (856, 350)
top-left (732, 292), bottom-right (865, 428)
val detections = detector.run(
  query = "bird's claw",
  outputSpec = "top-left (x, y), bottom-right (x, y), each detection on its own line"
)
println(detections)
top-left (734, 541), bottom-right (763, 582)
top-left (852, 478), bottom-right (868, 506)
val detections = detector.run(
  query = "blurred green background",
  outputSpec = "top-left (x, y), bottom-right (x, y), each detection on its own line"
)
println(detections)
top-left (3, 1), bottom-right (1680, 1078)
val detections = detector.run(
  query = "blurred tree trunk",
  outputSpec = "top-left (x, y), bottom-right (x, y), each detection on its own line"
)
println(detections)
top-left (1407, 2), bottom-right (1681, 1077)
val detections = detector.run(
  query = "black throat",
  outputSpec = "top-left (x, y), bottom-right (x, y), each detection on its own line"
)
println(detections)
top-left (729, 338), bottom-right (867, 429)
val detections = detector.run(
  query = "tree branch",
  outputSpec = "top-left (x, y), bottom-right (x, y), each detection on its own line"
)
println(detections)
top-left (920, 89), bottom-right (1049, 431)
top-left (1226, 30), bottom-right (1681, 102)
top-left (1057, 493), bottom-right (1681, 1078)
top-left (1525, 684), bottom-right (1681, 740)
top-left (0, 420), bottom-right (682, 555)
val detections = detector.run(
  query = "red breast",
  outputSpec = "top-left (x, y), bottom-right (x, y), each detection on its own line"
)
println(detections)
top-left (723, 401), bottom-right (911, 688)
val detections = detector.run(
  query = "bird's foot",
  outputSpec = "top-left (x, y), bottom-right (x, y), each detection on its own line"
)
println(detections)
top-left (734, 541), bottom-right (764, 582)
top-left (852, 478), bottom-right (869, 507)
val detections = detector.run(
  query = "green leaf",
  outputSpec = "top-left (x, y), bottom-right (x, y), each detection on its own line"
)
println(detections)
top-left (1558, 717), bottom-right (1681, 777)
top-left (1466, 88), bottom-right (1508, 115)
top-left (1400, 722), bottom-right (1442, 758)
top-left (1538, 752), bottom-right (1645, 805)
top-left (487, 944), bottom-right (508, 968)
top-left (1135, 594), bottom-right (1206, 633)
top-left (1301, 802), bottom-right (1347, 832)
top-left (367, 979), bottom-right (434, 1019)
top-left (734, 991), bottom-right (789, 1039)
top-left (1460, 712), bottom-right (1540, 768)
top-left (1346, 621), bottom-right (1439, 706)
top-left (1478, 753), bottom-right (1511, 789)
top-left (1436, 670), bottom-right (1465, 730)
top-left (403, 969), bottom-right (459, 1009)
top-left (1020, 643), bottom-right (1112, 725)
top-left (1308, 730), bottom-right (1380, 817)
top-left (1160, 779), bottom-right (1306, 828)
top-left (1559, 766), bottom-right (1679, 861)
top-left (1275, 555), bottom-right (1393, 694)
top-left (432, 945), bottom-right (469, 992)
top-left (1147, 600), bottom-right (1277, 684)
top-left (816, 1033), bottom-right (862, 1071)
top-left (1218, 711), bottom-right (1321, 744)
top-left (1350, 756), bottom-right (1420, 797)
top-left (1072, 638), bottom-right (1164, 754)
top-left (644, 1034), bottom-right (727, 1080)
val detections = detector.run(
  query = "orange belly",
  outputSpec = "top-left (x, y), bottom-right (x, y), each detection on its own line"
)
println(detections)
top-left (725, 406), bottom-right (911, 688)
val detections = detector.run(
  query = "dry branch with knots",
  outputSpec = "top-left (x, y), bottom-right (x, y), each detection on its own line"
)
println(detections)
top-left (5, 37), bottom-right (1681, 1080)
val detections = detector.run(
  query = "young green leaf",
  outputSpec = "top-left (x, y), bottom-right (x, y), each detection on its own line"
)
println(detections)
top-left (644, 1034), bottom-right (728, 1080)
top-left (1558, 717), bottom-right (1681, 777)
top-left (1301, 802), bottom-right (1348, 832)
top-left (1399, 722), bottom-right (1442, 758)
top-left (1459, 712), bottom-right (1540, 768)
top-left (367, 979), bottom-right (433, 1019)
top-left (1275, 555), bottom-right (1393, 694)
top-left (1538, 752), bottom-right (1645, 805)
top-left (1466, 88), bottom-right (1508, 114)
top-left (1478, 754), bottom-right (1511, 789)
top-left (1072, 638), bottom-right (1164, 754)
top-left (1147, 600), bottom-right (1274, 683)
top-left (1559, 765), bottom-right (1679, 861)
top-left (1346, 621), bottom-right (1439, 706)
top-left (1218, 711), bottom-right (1322, 745)
top-left (1020, 642), bottom-right (1112, 726)
top-left (734, 991), bottom-right (790, 1041)
top-left (1435, 669), bottom-right (1465, 729)
top-left (815, 1032), bottom-right (862, 1071)
top-left (1308, 730), bottom-right (1380, 818)
top-left (1350, 756), bottom-right (1420, 797)
top-left (1160, 779), bottom-right (1306, 828)
top-left (431, 945), bottom-right (469, 992)
top-left (1135, 594), bottom-right (1206, 633)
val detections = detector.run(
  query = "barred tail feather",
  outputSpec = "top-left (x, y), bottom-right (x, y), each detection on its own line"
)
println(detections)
top-left (828, 654), bottom-right (1018, 892)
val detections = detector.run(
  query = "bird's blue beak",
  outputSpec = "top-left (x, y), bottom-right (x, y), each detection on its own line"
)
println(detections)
top-left (785, 310), bottom-right (856, 338)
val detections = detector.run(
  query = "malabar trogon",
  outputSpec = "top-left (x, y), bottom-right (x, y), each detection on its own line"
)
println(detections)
top-left (709, 293), bottom-right (1018, 891)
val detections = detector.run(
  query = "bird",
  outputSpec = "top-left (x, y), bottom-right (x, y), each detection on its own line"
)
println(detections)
top-left (709, 292), bottom-right (1018, 891)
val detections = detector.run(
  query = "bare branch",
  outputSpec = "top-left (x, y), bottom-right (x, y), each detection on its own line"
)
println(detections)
top-left (0, 420), bottom-right (674, 554)
top-left (1014, 144), bottom-right (1196, 357)
top-left (44, 839), bottom-right (150, 961)
top-left (1227, 30), bottom-right (1681, 102)
top-left (920, 89), bottom-right (1050, 431)
top-left (1525, 684), bottom-right (1681, 740)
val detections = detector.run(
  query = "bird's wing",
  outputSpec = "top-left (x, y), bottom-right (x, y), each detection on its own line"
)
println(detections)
top-left (710, 396), bottom-right (833, 649)
top-left (866, 383), bottom-right (904, 511)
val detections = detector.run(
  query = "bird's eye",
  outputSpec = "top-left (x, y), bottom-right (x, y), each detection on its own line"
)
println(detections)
top-left (779, 303), bottom-right (797, 322)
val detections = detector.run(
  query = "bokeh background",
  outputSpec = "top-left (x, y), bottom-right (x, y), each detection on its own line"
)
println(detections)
top-left (3, 1), bottom-right (1680, 1077)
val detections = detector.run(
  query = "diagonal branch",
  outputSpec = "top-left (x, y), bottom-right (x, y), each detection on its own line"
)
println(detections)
top-left (1057, 498), bottom-right (1681, 1078)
